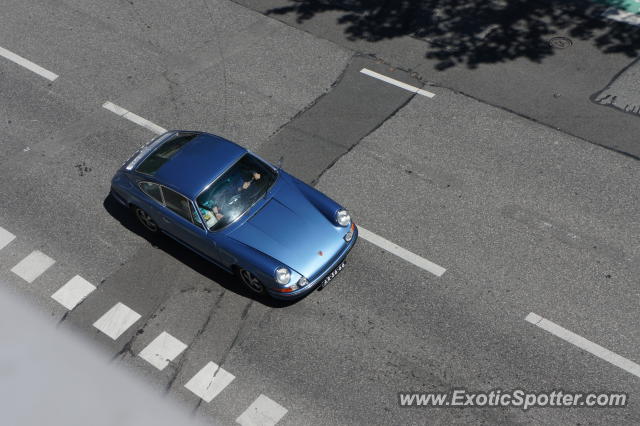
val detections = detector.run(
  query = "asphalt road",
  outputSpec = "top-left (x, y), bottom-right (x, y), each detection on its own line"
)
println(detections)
top-left (0, 0), bottom-right (639, 425)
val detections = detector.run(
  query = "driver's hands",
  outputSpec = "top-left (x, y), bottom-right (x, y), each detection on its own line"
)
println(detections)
top-left (252, 172), bottom-right (261, 181)
top-left (242, 181), bottom-right (251, 190)
top-left (213, 206), bottom-right (224, 220)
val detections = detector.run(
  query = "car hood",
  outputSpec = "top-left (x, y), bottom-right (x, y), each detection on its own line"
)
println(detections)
top-left (227, 184), bottom-right (344, 279)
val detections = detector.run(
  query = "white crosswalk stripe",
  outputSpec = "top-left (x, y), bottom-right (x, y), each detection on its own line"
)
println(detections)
top-left (93, 302), bottom-right (141, 340)
top-left (0, 227), bottom-right (16, 250)
top-left (51, 275), bottom-right (96, 310)
top-left (138, 331), bottom-right (187, 370)
top-left (236, 394), bottom-right (288, 426)
top-left (184, 361), bottom-right (235, 403)
top-left (11, 250), bottom-right (55, 283)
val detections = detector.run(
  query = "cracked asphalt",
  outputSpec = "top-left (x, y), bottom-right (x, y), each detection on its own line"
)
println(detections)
top-left (1, 0), bottom-right (640, 425)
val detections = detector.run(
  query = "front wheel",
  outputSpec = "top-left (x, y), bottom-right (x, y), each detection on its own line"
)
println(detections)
top-left (237, 267), bottom-right (265, 294)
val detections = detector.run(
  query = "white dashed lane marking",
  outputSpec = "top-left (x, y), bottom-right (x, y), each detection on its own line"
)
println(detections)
top-left (11, 250), bottom-right (56, 283)
top-left (526, 313), bottom-right (640, 379)
top-left (102, 101), bottom-right (167, 135)
top-left (358, 226), bottom-right (446, 277)
top-left (185, 361), bottom-right (235, 403)
top-left (138, 331), bottom-right (188, 371)
top-left (236, 394), bottom-right (288, 426)
top-left (93, 302), bottom-right (141, 340)
top-left (0, 227), bottom-right (16, 250)
top-left (360, 68), bottom-right (435, 98)
top-left (0, 45), bottom-right (58, 81)
top-left (51, 275), bottom-right (96, 310)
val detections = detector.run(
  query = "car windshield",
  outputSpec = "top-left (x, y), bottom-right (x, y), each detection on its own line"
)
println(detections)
top-left (196, 154), bottom-right (276, 230)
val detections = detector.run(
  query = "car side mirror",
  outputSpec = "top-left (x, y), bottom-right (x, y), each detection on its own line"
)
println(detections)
top-left (277, 155), bottom-right (284, 170)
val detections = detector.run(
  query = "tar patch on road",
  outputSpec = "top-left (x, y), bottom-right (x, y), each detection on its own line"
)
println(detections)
top-left (256, 55), bottom-right (419, 185)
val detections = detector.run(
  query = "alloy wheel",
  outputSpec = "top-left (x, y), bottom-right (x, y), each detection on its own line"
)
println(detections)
top-left (239, 268), bottom-right (265, 293)
top-left (135, 207), bottom-right (158, 232)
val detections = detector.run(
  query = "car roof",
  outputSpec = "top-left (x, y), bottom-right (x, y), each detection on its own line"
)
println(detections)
top-left (150, 132), bottom-right (247, 199)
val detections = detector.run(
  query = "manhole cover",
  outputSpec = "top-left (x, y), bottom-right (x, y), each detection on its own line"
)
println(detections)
top-left (549, 36), bottom-right (572, 49)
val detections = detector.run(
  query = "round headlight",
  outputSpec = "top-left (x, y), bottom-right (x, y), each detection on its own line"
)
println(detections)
top-left (297, 276), bottom-right (309, 287)
top-left (336, 209), bottom-right (351, 227)
top-left (275, 267), bottom-right (291, 285)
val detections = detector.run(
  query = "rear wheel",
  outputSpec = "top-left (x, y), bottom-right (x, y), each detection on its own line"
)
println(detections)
top-left (133, 205), bottom-right (159, 233)
top-left (237, 267), bottom-right (265, 294)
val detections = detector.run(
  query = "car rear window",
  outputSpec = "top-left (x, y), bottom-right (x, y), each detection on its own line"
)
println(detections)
top-left (136, 133), bottom-right (197, 175)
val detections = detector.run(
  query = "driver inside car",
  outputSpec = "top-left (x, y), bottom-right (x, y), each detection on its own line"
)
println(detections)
top-left (197, 171), bottom-right (262, 228)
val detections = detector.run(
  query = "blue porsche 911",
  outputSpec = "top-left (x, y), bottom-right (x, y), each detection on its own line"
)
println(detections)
top-left (110, 131), bottom-right (357, 299)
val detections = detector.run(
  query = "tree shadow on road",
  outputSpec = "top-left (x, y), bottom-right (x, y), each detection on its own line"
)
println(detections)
top-left (266, 0), bottom-right (640, 69)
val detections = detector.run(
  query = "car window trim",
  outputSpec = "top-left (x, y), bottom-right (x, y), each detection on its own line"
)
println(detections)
top-left (188, 201), bottom-right (206, 230)
top-left (138, 181), bottom-right (165, 204)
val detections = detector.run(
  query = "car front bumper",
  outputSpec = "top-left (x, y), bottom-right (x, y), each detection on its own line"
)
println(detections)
top-left (267, 225), bottom-right (358, 299)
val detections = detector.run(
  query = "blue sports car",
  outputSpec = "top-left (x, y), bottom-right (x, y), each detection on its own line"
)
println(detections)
top-left (110, 131), bottom-right (357, 299)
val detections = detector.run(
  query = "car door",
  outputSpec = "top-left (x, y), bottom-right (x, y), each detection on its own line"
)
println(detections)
top-left (158, 186), bottom-right (218, 262)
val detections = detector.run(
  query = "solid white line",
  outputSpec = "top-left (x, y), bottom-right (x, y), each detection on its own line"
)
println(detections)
top-left (0, 226), bottom-right (16, 250)
top-left (10, 251), bottom-right (56, 283)
top-left (93, 302), bottom-right (142, 340)
top-left (138, 331), bottom-right (187, 371)
top-left (358, 226), bottom-right (446, 277)
top-left (525, 312), bottom-right (640, 379)
top-left (184, 361), bottom-right (235, 403)
top-left (0, 46), bottom-right (58, 81)
top-left (102, 101), bottom-right (167, 135)
top-left (360, 68), bottom-right (435, 98)
top-left (236, 394), bottom-right (288, 426)
top-left (51, 275), bottom-right (96, 310)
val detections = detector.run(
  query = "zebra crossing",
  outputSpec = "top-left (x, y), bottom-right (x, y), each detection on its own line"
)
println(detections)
top-left (0, 223), bottom-right (288, 425)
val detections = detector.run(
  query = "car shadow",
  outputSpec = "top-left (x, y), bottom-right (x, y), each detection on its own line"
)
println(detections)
top-left (103, 193), bottom-right (300, 308)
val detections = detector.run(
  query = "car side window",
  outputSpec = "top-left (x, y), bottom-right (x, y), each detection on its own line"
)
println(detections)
top-left (161, 187), bottom-right (193, 223)
top-left (139, 182), bottom-right (163, 203)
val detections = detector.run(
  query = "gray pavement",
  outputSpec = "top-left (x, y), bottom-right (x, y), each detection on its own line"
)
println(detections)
top-left (0, 0), bottom-right (639, 425)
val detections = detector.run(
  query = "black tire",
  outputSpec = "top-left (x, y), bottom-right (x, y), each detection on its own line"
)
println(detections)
top-left (236, 267), bottom-right (265, 294)
top-left (132, 205), bottom-right (159, 233)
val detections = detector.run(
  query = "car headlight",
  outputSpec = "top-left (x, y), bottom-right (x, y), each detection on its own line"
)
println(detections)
top-left (275, 267), bottom-right (291, 285)
top-left (297, 276), bottom-right (309, 287)
top-left (335, 209), bottom-right (351, 227)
